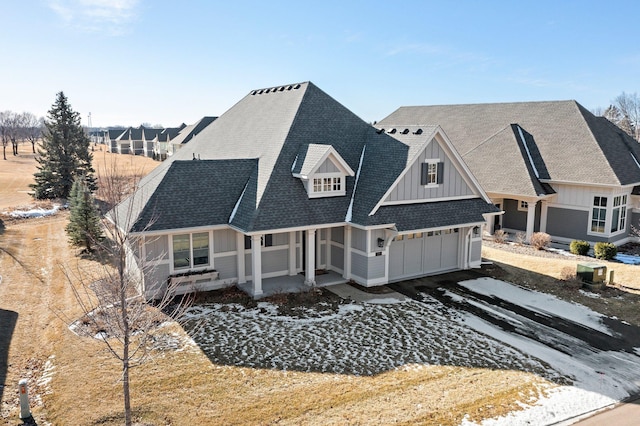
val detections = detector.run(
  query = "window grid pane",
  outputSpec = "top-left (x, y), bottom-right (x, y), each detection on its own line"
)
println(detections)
top-left (192, 233), bottom-right (209, 266)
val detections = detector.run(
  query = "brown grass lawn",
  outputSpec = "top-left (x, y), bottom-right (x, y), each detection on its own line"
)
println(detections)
top-left (0, 141), bottom-right (638, 424)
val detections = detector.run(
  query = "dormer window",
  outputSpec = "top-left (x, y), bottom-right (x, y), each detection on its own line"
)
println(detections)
top-left (313, 176), bottom-right (342, 194)
top-left (292, 144), bottom-right (355, 199)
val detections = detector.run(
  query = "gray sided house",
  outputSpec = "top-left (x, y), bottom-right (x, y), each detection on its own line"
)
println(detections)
top-left (379, 101), bottom-right (640, 246)
top-left (111, 82), bottom-right (498, 299)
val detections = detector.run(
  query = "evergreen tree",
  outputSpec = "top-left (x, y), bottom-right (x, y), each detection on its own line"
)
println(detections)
top-left (32, 92), bottom-right (97, 199)
top-left (66, 177), bottom-right (104, 252)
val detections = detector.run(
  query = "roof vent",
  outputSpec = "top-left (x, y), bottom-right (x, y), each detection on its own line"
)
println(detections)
top-left (258, 89), bottom-right (264, 94)
top-left (250, 90), bottom-right (257, 95)
top-left (388, 128), bottom-right (396, 134)
top-left (278, 86), bottom-right (284, 91)
top-left (401, 128), bottom-right (410, 134)
top-left (286, 85), bottom-right (292, 90)
top-left (413, 128), bottom-right (423, 135)
top-left (376, 128), bottom-right (384, 134)
top-left (294, 84), bottom-right (301, 89)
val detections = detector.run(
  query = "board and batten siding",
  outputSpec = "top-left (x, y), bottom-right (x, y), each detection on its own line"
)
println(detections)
top-left (145, 235), bottom-right (169, 261)
top-left (317, 157), bottom-right (340, 173)
top-left (351, 227), bottom-right (367, 251)
top-left (385, 139), bottom-right (474, 203)
top-left (213, 255), bottom-right (237, 280)
top-left (214, 229), bottom-right (237, 253)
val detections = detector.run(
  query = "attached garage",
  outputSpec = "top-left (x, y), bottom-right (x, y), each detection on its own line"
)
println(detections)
top-left (389, 228), bottom-right (461, 281)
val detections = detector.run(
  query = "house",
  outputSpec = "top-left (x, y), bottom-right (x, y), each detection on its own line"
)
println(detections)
top-left (166, 116), bottom-right (217, 157)
top-left (379, 101), bottom-right (640, 246)
top-left (152, 124), bottom-right (186, 160)
top-left (111, 82), bottom-right (498, 299)
top-left (106, 128), bottom-right (126, 153)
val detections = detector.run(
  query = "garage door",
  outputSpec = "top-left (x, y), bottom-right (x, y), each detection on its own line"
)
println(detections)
top-left (389, 229), bottom-right (460, 281)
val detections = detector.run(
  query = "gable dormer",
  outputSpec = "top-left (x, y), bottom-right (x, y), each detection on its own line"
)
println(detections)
top-left (292, 144), bottom-right (355, 198)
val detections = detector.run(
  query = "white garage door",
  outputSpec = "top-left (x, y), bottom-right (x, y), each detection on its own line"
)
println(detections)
top-left (389, 229), bottom-right (460, 281)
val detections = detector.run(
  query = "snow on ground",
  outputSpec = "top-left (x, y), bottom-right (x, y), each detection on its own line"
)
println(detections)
top-left (455, 277), bottom-right (640, 425)
top-left (458, 277), bottom-right (611, 336)
top-left (183, 299), bottom-right (553, 378)
top-left (184, 277), bottom-right (640, 425)
top-left (6, 204), bottom-right (62, 218)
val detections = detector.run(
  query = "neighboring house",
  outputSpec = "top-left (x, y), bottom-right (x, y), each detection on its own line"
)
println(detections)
top-left (167, 116), bottom-right (217, 157)
top-left (111, 82), bottom-right (498, 299)
top-left (152, 124), bottom-right (186, 161)
top-left (379, 101), bottom-right (640, 246)
top-left (115, 127), bottom-right (142, 154)
top-left (106, 128), bottom-right (126, 153)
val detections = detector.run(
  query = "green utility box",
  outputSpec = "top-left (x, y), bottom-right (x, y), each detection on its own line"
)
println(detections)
top-left (577, 262), bottom-right (607, 290)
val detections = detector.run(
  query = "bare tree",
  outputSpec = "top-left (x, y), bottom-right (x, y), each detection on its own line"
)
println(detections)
top-left (59, 157), bottom-right (194, 426)
top-left (614, 92), bottom-right (640, 141)
top-left (0, 111), bottom-right (10, 160)
top-left (21, 112), bottom-right (44, 153)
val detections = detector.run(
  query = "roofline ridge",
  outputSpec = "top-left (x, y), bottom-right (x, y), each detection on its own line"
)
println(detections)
top-left (461, 124), bottom-right (513, 156)
top-left (399, 99), bottom-right (578, 109)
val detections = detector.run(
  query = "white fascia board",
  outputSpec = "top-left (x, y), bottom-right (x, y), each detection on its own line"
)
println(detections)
top-left (368, 128), bottom-right (438, 216)
top-left (539, 179), bottom-right (626, 188)
top-left (129, 224), bottom-right (229, 237)
top-left (234, 222), bottom-right (348, 236)
top-left (308, 146), bottom-right (355, 177)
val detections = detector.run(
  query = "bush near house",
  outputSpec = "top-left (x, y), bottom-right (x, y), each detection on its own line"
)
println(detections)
top-left (570, 240), bottom-right (590, 256)
top-left (493, 229), bottom-right (508, 243)
top-left (594, 242), bottom-right (617, 260)
top-left (530, 232), bottom-right (551, 250)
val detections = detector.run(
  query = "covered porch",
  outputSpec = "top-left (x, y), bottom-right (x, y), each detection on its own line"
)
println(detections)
top-left (238, 269), bottom-right (346, 298)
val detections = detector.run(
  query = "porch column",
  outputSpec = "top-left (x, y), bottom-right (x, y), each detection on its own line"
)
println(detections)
top-left (325, 228), bottom-right (332, 271)
top-left (316, 229), bottom-right (322, 267)
top-left (540, 201), bottom-right (548, 234)
top-left (288, 231), bottom-right (296, 276)
top-left (305, 229), bottom-right (316, 286)
top-left (526, 201), bottom-right (537, 242)
top-left (236, 233), bottom-right (246, 284)
top-left (343, 226), bottom-right (352, 279)
top-left (251, 234), bottom-right (263, 297)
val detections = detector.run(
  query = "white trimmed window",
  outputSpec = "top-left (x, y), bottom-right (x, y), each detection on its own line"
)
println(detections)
top-left (310, 174), bottom-right (344, 197)
top-left (172, 232), bottom-right (210, 270)
top-left (591, 196), bottom-right (607, 233)
top-left (518, 200), bottom-right (529, 212)
top-left (611, 195), bottom-right (628, 233)
top-left (421, 160), bottom-right (444, 186)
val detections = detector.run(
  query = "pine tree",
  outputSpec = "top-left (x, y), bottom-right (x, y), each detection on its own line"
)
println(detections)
top-left (31, 92), bottom-right (97, 199)
top-left (66, 177), bottom-right (104, 253)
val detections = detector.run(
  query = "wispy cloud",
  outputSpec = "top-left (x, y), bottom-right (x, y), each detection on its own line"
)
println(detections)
top-left (47, 0), bottom-right (140, 35)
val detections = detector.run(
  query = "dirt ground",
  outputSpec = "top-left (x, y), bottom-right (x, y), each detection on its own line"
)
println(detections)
top-left (0, 141), bottom-right (639, 425)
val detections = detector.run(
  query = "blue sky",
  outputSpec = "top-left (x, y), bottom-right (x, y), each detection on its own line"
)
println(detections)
top-left (2, 1), bottom-right (639, 127)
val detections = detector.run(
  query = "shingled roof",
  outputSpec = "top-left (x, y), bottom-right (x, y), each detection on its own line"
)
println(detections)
top-left (379, 100), bottom-right (640, 188)
top-left (113, 82), bottom-right (496, 235)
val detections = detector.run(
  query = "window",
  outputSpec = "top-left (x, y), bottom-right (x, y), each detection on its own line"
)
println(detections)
top-left (173, 232), bottom-right (210, 270)
top-left (192, 233), bottom-right (210, 266)
top-left (591, 196), bottom-right (607, 233)
top-left (611, 195), bottom-right (628, 233)
top-left (518, 200), bottom-right (529, 212)
top-left (421, 161), bottom-right (444, 186)
top-left (172, 234), bottom-right (191, 269)
top-left (312, 176), bottom-right (342, 195)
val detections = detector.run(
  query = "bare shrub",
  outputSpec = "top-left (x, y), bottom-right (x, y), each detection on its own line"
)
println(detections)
top-left (493, 229), bottom-right (508, 244)
top-left (515, 232), bottom-right (527, 246)
top-left (560, 266), bottom-right (582, 289)
top-left (530, 232), bottom-right (551, 250)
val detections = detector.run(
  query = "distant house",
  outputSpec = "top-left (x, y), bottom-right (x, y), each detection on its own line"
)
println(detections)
top-left (152, 124), bottom-right (186, 161)
top-left (379, 101), bottom-right (640, 245)
top-left (111, 82), bottom-right (498, 299)
top-left (106, 128), bottom-right (126, 153)
top-left (167, 116), bottom-right (217, 157)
